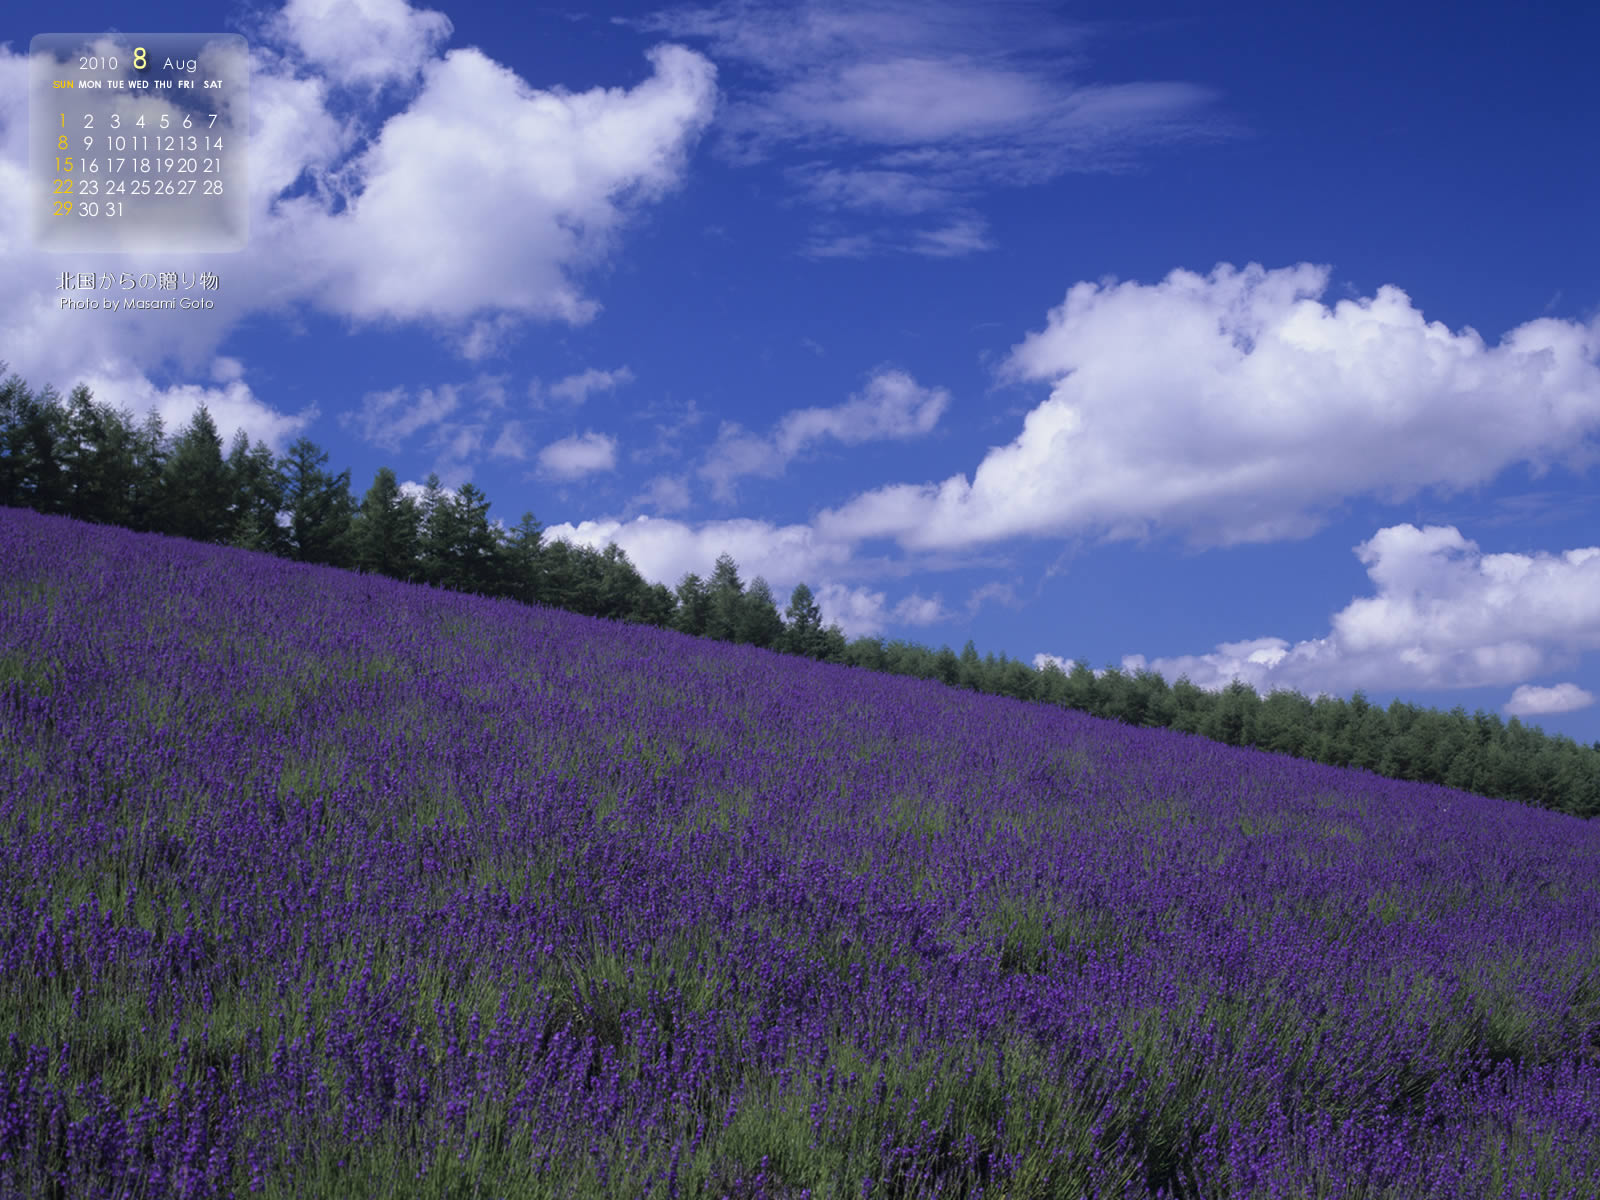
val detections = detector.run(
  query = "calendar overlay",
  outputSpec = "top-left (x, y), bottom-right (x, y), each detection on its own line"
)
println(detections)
top-left (30, 33), bottom-right (248, 253)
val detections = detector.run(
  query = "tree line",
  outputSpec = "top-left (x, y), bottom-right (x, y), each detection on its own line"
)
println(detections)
top-left (3, 362), bottom-right (1597, 820)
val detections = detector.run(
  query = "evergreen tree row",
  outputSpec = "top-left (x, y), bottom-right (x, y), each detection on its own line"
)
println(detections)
top-left (3, 362), bottom-right (1597, 819)
top-left (0, 367), bottom-right (836, 655)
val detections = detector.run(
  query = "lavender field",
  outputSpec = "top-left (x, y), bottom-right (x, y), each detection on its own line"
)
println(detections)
top-left (2, 507), bottom-right (1599, 1199)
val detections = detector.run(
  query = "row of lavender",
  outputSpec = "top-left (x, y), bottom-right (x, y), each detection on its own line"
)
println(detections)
top-left (2, 506), bottom-right (1599, 1198)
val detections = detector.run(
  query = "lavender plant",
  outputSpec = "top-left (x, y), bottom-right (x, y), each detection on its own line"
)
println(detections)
top-left (1, 506), bottom-right (1598, 1199)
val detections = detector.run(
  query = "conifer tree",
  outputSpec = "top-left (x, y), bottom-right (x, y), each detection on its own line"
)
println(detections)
top-left (705, 553), bottom-right (745, 642)
top-left (738, 577), bottom-right (784, 648)
top-left (817, 622), bottom-right (848, 663)
top-left (0, 370), bottom-right (68, 514)
top-left (353, 466), bottom-right (420, 579)
top-left (674, 572), bottom-right (710, 636)
top-left (452, 483), bottom-right (505, 595)
top-left (781, 582), bottom-right (824, 658)
top-left (957, 640), bottom-right (983, 690)
top-left (596, 543), bottom-right (645, 621)
top-left (224, 431), bottom-right (287, 555)
top-left (126, 411), bottom-right (169, 532)
top-left (159, 405), bottom-right (231, 542)
top-left (500, 512), bottom-right (545, 604)
top-left (634, 582), bottom-right (677, 627)
top-left (280, 437), bottom-right (354, 566)
top-left (417, 473), bottom-right (457, 587)
top-left (61, 385), bottom-right (138, 527)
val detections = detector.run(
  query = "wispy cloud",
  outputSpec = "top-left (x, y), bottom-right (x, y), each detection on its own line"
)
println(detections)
top-left (340, 374), bottom-right (525, 482)
top-left (546, 366), bottom-right (637, 405)
top-left (635, 0), bottom-right (1224, 255)
top-left (345, 384), bottom-right (463, 452)
top-left (702, 367), bottom-right (950, 498)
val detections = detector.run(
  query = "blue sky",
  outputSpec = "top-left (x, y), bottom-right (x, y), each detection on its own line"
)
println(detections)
top-left (5, 0), bottom-right (1600, 741)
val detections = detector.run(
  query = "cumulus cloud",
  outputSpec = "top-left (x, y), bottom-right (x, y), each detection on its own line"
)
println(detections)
top-left (1116, 523), bottom-right (1600, 703)
top-left (891, 592), bottom-right (950, 626)
top-left (1032, 653), bottom-right (1115, 679)
top-left (267, 0), bottom-right (453, 93)
top-left (538, 432), bottom-right (619, 480)
top-left (545, 513), bottom-right (850, 589)
top-left (72, 368), bottom-right (315, 452)
top-left (0, 18), bottom-right (716, 462)
top-left (398, 477), bottom-right (454, 504)
top-left (817, 263), bottom-right (1600, 552)
top-left (702, 367), bottom-right (950, 498)
top-left (292, 43), bottom-right (717, 327)
top-left (1504, 683), bottom-right (1596, 717)
top-left (638, 0), bottom-right (1221, 255)
top-left (812, 583), bottom-right (949, 638)
top-left (540, 513), bottom-right (944, 638)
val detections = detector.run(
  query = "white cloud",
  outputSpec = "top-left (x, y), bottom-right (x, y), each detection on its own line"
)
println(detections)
top-left (1504, 683), bottom-right (1596, 717)
top-left (344, 384), bottom-right (462, 451)
top-left (74, 369), bottom-right (314, 452)
top-left (797, 216), bottom-right (993, 260)
top-left (814, 583), bottom-right (890, 638)
top-left (1120, 523), bottom-right (1600, 700)
top-left (546, 514), bottom-right (838, 584)
top-left (294, 43), bottom-right (717, 327)
top-left (792, 165), bottom-right (954, 214)
top-left (817, 263), bottom-right (1600, 552)
top-left (799, 231), bottom-right (881, 259)
top-left (398, 477), bottom-right (456, 505)
top-left (491, 422), bottom-right (531, 460)
top-left (457, 314), bottom-right (526, 362)
top-left (211, 357), bottom-right (246, 384)
top-left (430, 425), bottom-right (488, 486)
top-left (1032, 653), bottom-right (1117, 679)
top-left (967, 581), bottom-right (1015, 614)
top-left (538, 432), bottom-right (619, 480)
top-left (637, 0), bottom-right (1221, 254)
top-left (268, 0), bottom-right (453, 92)
top-left (548, 366), bottom-right (636, 405)
top-left (339, 375), bottom-right (515, 481)
top-left (0, 22), bottom-right (716, 473)
top-left (892, 592), bottom-right (949, 625)
top-left (702, 367), bottom-right (949, 497)
top-left (632, 475), bottom-right (694, 514)
top-left (810, 583), bottom-right (945, 637)
top-left (911, 216), bottom-right (994, 257)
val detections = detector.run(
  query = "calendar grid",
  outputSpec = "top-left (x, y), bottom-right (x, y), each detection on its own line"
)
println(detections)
top-left (29, 32), bottom-right (249, 253)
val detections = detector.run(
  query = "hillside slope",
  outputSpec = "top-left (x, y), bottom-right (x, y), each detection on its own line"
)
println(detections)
top-left (3, 507), bottom-right (1599, 1199)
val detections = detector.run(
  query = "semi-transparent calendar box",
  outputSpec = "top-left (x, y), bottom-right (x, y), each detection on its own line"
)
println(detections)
top-left (30, 32), bottom-right (249, 252)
